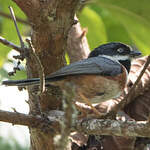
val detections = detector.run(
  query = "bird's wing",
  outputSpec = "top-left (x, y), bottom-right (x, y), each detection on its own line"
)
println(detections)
top-left (2, 56), bottom-right (122, 86)
top-left (47, 56), bottom-right (122, 80)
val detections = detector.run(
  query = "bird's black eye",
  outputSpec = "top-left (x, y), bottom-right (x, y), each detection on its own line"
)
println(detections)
top-left (117, 48), bottom-right (124, 53)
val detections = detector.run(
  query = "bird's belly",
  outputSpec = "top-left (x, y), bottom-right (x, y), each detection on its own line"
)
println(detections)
top-left (71, 75), bottom-right (125, 104)
top-left (54, 72), bottom-right (127, 104)
top-left (90, 82), bottom-right (121, 103)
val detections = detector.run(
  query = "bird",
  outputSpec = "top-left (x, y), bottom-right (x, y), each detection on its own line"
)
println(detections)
top-left (2, 42), bottom-right (141, 104)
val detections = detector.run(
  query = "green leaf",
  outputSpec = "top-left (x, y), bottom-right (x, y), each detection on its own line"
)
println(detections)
top-left (79, 7), bottom-right (107, 50)
top-left (89, 5), bottom-right (133, 44)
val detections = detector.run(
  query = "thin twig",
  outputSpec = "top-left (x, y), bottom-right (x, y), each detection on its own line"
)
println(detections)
top-left (9, 6), bottom-right (24, 49)
top-left (26, 39), bottom-right (45, 94)
top-left (0, 10), bottom-right (29, 25)
top-left (79, 92), bottom-right (101, 116)
top-left (57, 83), bottom-right (77, 150)
top-left (0, 36), bottom-right (22, 52)
top-left (122, 55), bottom-right (150, 107)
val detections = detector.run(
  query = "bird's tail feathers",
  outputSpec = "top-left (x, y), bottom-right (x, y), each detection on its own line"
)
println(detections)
top-left (2, 78), bottom-right (40, 87)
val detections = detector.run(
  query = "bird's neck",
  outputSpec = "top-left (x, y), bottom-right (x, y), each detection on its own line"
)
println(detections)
top-left (97, 55), bottom-right (131, 73)
top-left (119, 59), bottom-right (131, 73)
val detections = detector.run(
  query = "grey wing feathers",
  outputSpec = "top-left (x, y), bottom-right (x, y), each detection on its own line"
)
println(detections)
top-left (47, 56), bottom-right (122, 79)
top-left (2, 56), bottom-right (122, 86)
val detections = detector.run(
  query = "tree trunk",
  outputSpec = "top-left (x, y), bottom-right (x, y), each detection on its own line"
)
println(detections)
top-left (12, 0), bottom-right (83, 149)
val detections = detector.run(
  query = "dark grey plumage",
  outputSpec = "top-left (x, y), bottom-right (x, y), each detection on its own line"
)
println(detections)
top-left (2, 56), bottom-right (122, 86)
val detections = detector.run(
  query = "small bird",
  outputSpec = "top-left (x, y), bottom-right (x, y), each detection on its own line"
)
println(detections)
top-left (2, 42), bottom-right (141, 104)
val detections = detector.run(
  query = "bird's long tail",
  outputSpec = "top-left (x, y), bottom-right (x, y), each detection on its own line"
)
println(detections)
top-left (2, 78), bottom-right (40, 86)
top-left (2, 75), bottom-right (65, 87)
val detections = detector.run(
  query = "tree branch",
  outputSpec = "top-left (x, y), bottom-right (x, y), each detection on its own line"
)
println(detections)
top-left (26, 39), bottom-right (45, 94)
top-left (0, 109), bottom-right (150, 138)
top-left (0, 36), bottom-right (23, 52)
top-left (57, 83), bottom-right (77, 150)
top-left (76, 119), bottom-right (148, 138)
top-left (9, 6), bottom-right (25, 49)
top-left (0, 109), bottom-right (60, 134)
top-left (66, 16), bottom-right (90, 63)
top-left (121, 55), bottom-right (150, 108)
top-left (0, 110), bottom-right (44, 127)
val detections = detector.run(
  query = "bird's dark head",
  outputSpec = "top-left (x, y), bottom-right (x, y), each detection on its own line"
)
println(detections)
top-left (88, 42), bottom-right (142, 73)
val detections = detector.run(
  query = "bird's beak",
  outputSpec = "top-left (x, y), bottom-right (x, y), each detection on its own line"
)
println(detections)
top-left (130, 50), bottom-right (142, 58)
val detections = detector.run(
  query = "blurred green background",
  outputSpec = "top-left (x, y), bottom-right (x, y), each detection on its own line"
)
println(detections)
top-left (0, 0), bottom-right (150, 149)
top-left (79, 0), bottom-right (150, 55)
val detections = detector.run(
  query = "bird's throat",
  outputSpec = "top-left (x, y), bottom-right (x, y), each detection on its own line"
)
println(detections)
top-left (119, 59), bottom-right (131, 73)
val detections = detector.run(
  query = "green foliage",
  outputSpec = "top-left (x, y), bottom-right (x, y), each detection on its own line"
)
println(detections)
top-left (0, 0), bottom-right (26, 65)
top-left (79, 0), bottom-right (150, 55)
top-left (79, 7), bottom-right (107, 50)
top-left (0, 0), bottom-right (27, 79)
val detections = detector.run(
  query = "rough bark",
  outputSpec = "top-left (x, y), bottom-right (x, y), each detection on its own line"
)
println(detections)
top-left (0, 110), bottom-right (150, 138)
top-left (66, 16), bottom-right (90, 63)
